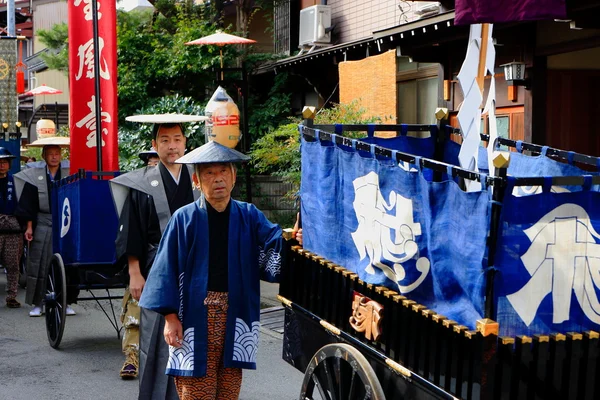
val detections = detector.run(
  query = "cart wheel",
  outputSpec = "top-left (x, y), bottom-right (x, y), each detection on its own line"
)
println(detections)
top-left (18, 245), bottom-right (27, 288)
top-left (45, 254), bottom-right (67, 349)
top-left (299, 343), bottom-right (386, 400)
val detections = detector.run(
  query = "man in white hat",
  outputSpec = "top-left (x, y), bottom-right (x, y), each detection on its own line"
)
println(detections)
top-left (139, 140), bottom-right (302, 400)
top-left (110, 116), bottom-right (202, 393)
top-left (14, 137), bottom-right (76, 317)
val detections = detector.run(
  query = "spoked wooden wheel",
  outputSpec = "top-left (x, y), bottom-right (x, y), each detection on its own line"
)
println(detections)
top-left (300, 344), bottom-right (386, 400)
top-left (45, 254), bottom-right (67, 349)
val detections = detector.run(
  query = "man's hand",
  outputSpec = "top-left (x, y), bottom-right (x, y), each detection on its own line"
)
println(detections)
top-left (164, 314), bottom-right (183, 348)
top-left (129, 271), bottom-right (145, 301)
top-left (293, 213), bottom-right (303, 246)
top-left (128, 255), bottom-right (145, 301)
top-left (24, 226), bottom-right (33, 242)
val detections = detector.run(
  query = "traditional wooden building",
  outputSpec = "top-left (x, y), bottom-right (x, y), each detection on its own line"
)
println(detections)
top-left (256, 0), bottom-right (600, 156)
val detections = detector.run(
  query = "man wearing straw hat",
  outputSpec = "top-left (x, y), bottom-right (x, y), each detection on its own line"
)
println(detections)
top-left (14, 135), bottom-right (75, 317)
top-left (139, 140), bottom-right (302, 400)
top-left (110, 114), bottom-right (203, 393)
top-left (139, 147), bottom-right (159, 167)
top-left (0, 148), bottom-right (24, 309)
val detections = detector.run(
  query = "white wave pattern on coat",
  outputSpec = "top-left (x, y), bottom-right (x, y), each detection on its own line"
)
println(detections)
top-left (259, 247), bottom-right (281, 277)
top-left (233, 318), bottom-right (260, 363)
top-left (167, 327), bottom-right (194, 371)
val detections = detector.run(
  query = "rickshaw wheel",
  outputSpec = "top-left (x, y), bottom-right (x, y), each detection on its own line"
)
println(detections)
top-left (299, 343), bottom-right (385, 400)
top-left (45, 254), bottom-right (67, 349)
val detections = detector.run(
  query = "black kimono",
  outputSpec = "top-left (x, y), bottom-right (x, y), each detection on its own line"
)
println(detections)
top-left (110, 163), bottom-right (198, 400)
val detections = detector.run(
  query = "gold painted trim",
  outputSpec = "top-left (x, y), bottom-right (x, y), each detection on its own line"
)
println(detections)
top-left (476, 318), bottom-right (499, 337)
top-left (500, 337), bottom-right (515, 345)
top-left (517, 335), bottom-right (532, 344)
top-left (442, 320), bottom-right (457, 328)
top-left (567, 333), bottom-right (583, 341)
top-left (402, 300), bottom-right (416, 308)
top-left (411, 304), bottom-right (426, 313)
top-left (586, 331), bottom-right (600, 339)
top-left (375, 286), bottom-right (387, 294)
top-left (348, 273), bottom-right (358, 281)
top-left (392, 295), bottom-right (406, 303)
top-left (453, 325), bottom-right (467, 334)
top-left (432, 314), bottom-right (447, 323)
top-left (384, 290), bottom-right (398, 298)
top-left (422, 309), bottom-right (435, 318)
top-left (551, 333), bottom-right (566, 342)
top-left (320, 320), bottom-right (341, 336)
top-left (282, 228), bottom-right (295, 241)
top-left (464, 330), bottom-right (477, 339)
top-left (534, 335), bottom-right (549, 343)
top-left (385, 359), bottom-right (412, 378)
top-left (291, 245), bottom-right (302, 252)
top-left (277, 295), bottom-right (292, 308)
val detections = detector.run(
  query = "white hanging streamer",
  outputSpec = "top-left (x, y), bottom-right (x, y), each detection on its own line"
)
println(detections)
top-left (456, 24), bottom-right (495, 192)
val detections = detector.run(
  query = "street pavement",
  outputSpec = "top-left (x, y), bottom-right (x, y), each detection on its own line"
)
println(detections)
top-left (0, 274), bottom-right (302, 399)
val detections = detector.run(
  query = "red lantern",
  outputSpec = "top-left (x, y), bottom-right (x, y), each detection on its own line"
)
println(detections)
top-left (15, 40), bottom-right (26, 94)
top-left (16, 70), bottom-right (24, 94)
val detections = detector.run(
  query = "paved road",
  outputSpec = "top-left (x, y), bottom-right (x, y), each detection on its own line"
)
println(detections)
top-left (0, 276), bottom-right (302, 399)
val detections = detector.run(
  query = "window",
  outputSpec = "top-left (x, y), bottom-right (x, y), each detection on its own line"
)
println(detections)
top-left (396, 57), bottom-right (440, 125)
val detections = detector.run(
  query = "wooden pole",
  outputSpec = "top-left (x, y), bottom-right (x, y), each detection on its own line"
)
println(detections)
top-left (476, 23), bottom-right (490, 94)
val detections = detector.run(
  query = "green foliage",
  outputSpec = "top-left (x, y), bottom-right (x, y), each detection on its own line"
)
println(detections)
top-left (251, 121), bottom-right (300, 189)
top-left (250, 101), bottom-right (383, 198)
top-left (247, 72), bottom-right (292, 143)
top-left (116, 7), bottom-right (233, 121)
top-left (37, 23), bottom-right (69, 75)
top-left (118, 95), bottom-right (205, 171)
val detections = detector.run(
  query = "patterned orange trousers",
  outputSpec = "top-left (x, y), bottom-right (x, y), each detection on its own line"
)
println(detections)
top-left (174, 291), bottom-right (242, 400)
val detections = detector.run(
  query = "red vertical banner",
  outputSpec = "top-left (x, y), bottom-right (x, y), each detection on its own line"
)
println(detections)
top-left (68, 0), bottom-right (119, 173)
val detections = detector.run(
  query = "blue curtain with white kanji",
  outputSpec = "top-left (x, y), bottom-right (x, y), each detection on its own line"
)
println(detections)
top-left (494, 177), bottom-right (600, 337)
top-left (300, 134), bottom-right (491, 329)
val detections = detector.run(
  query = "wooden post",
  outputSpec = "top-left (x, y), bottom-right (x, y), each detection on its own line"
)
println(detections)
top-left (508, 85), bottom-right (518, 102)
top-left (476, 24), bottom-right (490, 93)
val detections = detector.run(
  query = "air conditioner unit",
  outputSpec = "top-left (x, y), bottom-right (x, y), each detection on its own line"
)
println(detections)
top-left (415, 1), bottom-right (442, 16)
top-left (299, 5), bottom-right (332, 47)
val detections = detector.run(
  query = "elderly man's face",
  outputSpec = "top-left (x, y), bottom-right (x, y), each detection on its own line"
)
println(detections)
top-left (43, 146), bottom-right (62, 168)
top-left (152, 125), bottom-right (186, 165)
top-left (193, 163), bottom-right (236, 203)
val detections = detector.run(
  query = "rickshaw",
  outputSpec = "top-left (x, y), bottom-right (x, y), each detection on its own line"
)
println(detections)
top-left (43, 170), bottom-right (125, 349)
top-left (278, 119), bottom-right (600, 399)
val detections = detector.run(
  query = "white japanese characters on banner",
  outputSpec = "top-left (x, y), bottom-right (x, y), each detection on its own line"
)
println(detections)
top-left (69, 0), bottom-right (118, 172)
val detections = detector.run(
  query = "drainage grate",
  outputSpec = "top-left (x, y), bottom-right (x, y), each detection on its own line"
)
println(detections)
top-left (260, 306), bottom-right (285, 334)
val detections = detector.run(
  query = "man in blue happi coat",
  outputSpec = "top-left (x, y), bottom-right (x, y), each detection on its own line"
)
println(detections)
top-left (139, 140), bottom-right (301, 399)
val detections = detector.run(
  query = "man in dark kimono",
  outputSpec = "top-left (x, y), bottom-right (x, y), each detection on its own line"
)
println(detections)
top-left (110, 119), bottom-right (200, 397)
top-left (0, 148), bottom-right (24, 309)
top-left (14, 139), bottom-right (73, 317)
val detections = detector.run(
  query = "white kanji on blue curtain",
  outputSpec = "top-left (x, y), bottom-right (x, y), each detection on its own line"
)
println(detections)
top-left (495, 178), bottom-right (600, 336)
top-left (300, 135), bottom-right (491, 330)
